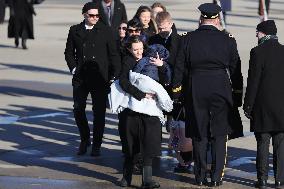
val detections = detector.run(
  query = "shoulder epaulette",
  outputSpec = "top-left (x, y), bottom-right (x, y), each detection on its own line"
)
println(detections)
top-left (228, 33), bottom-right (234, 38)
top-left (180, 32), bottom-right (188, 36)
top-left (172, 86), bottom-right (182, 93)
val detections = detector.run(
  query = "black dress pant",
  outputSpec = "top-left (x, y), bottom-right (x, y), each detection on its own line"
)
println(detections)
top-left (255, 132), bottom-right (284, 182)
top-left (73, 83), bottom-right (107, 149)
top-left (123, 109), bottom-right (161, 165)
top-left (193, 135), bottom-right (227, 182)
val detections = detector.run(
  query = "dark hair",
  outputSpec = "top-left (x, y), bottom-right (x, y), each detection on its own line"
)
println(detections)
top-left (151, 2), bottom-right (166, 12)
top-left (124, 35), bottom-right (144, 49)
top-left (127, 18), bottom-right (143, 30)
top-left (134, 6), bottom-right (151, 19)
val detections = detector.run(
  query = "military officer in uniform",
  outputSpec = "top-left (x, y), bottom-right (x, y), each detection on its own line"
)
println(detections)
top-left (64, 2), bottom-right (121, 157)
top-left (172, 3), bottom-right (241, 187)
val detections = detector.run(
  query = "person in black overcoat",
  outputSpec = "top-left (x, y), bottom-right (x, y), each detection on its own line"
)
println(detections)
top-left (7, 0), bottom-right (35, 49)
top-left (172, 3), bottom-right (240, 187)
top-left (93, 0), bottom-right (127, 37)
top-left (0, 0), bottom-right (6, 24)
top-left (148, 11), bottom-right (181, 132)
top-left (64, 2), bottom-right (121, 157)
top-left (243, 20), bottom-right (284, 189)
top-left (118, 35), bottom-right (169, 188)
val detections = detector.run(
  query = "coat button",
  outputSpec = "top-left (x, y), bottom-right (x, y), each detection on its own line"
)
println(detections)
top-left (83, 43), bottom-right (86, 47)
top-left (92, 44), bottom-right (95, 47)
top-left (92, 56), bottom-right (95, 59)
top-left (83, 56), bottom-right (86, 58)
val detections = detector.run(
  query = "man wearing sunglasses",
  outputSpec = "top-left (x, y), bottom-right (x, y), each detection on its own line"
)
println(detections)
top-left (64, 2), bottom-right (121, 157)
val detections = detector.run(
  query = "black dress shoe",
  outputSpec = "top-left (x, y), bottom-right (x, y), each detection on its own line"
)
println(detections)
top-left (90, 147), bottom-right (101, 156)
top-left (255, 180), bottom-right (267, 189)
top-left (275, 181), bottom-right (284, 189)
top-left (141, 180), bottom-right (160, 189)
top-left (210, 181), bottom-right (223, 187)
top-left (119, 177), bottom-right (131, 187)
top-left (77, 140), bottom-right (91, 155)
top-left (15, 38), bottom-right (19, 47)
top-left (196, 179), bottom-right (208, 186)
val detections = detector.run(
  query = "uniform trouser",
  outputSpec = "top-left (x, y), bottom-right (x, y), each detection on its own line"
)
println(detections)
top-left (255, 132), bottom-right (284, 182)
top-left (193, 135), bottom-right (227, 182)
top-left (73, 84), bottom-right (107, 149)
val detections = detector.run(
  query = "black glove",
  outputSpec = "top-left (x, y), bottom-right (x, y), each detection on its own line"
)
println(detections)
top-left (243, 105), bottom-right (252, 120)
top-left (232, 92), bottom-right (243, 107)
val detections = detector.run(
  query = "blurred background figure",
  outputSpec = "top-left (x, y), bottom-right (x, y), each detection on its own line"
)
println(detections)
top-left (150, 2), bottom-right (166, 35)
top-left (7, 0), bottom-right (36, 49)
top-left (151, 2), bottom-right (166, 20)
top-left (213, 0), bottom-right (231, 25)
top-left (258, 0), bottom-right (270, 21)
top-left (93, 0), bottom-right (127, 37)
top-left (0, 0), bottom-right (6, 24)
top-left (133, 6), bottom-right (157, 38)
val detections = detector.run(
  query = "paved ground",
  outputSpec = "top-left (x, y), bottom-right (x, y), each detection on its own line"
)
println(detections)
top-left (0, 0), bottom-right (284, 188)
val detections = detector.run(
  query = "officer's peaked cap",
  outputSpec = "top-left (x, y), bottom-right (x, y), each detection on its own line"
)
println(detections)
top-left (82, 2), bottom-right (99, 14)
top-left (198, 3), bottom-right (221, 19)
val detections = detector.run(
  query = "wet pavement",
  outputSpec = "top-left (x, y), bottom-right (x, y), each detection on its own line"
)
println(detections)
top-left (0, 0), bottom-right (284, 188)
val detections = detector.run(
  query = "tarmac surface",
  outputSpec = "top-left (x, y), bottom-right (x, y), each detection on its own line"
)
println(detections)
top-left (0, 0), bottom-right (284, 188)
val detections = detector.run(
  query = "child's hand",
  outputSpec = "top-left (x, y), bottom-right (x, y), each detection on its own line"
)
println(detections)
top-left (150, 52), bottom-right (163, 67)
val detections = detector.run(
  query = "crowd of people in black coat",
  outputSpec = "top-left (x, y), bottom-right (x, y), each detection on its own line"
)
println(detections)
top-left (61, 1), bottom-right (282, 189)
top-left (65, 0), bottom-right (284, 188)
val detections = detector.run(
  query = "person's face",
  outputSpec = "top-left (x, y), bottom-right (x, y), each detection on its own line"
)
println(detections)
top-left (256, 30), bottom-right (266, 40)
top-left (139, 11), bottom-right (151, 27)
top-left (84, 9), bottom-right (99, 26)
top-left (127, 26), bottom-right (141, 36)
top-left (103, 0), bottom-right (112, 4)
top-left (118, 23), bottom-right (127, 39)
top-left (128, 42), bottom-right (144, 61)
top-left (157, 20), bottom-right (172, 38)
top-left (152, 7), bottom-right (164, 19)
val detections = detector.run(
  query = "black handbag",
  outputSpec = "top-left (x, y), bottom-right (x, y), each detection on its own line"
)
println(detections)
top-left (33, 0), bottom-right (45, 4)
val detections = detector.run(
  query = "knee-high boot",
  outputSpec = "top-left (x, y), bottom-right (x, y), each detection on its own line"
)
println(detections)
top-left (141, 166), bottom-right (160, 189)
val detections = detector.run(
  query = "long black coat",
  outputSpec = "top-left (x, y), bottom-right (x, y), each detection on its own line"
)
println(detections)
top-left (0, 0), bottom-right (5, 23)
top-left (8, 0), bottom-right (35, 39)
top-left (64, 21), bottom-right (121, 88)
top-left (172, 25), bottom-right (240, 138)
top-left (244, 39), bottom-right (284, 132)
top-left (95, 0), bottom-right (127, 30)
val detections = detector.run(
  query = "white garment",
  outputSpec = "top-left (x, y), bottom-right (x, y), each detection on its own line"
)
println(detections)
top-left (108, 71), bottom-right (173, 124)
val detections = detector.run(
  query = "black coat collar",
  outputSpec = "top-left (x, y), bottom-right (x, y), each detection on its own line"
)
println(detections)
top-left (197, 24), bottom-right (219, 31)
top-left (75, 21), bottom-right (103, 39)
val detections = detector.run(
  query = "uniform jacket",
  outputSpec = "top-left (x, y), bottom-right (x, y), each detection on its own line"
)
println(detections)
top-left (244, 39), bottom-right (284, 132)
top-left (8, 0), bottom-right (35, 39)
top-left (172, 25), bottom-right (240, 138)
top-left (64, 21), bottom-right (121, 88)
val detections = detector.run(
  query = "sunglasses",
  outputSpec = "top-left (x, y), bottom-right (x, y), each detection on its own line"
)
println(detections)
top-left (87, 13), bottom-right (100, 18)
top-left (119, 27), bottom-right (127, 31)
top-left (127, 28), bottom-right (141, 33)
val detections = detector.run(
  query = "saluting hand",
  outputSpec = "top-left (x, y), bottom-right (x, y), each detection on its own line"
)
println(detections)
top-left (149, 52), bottom-right (163, 67)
